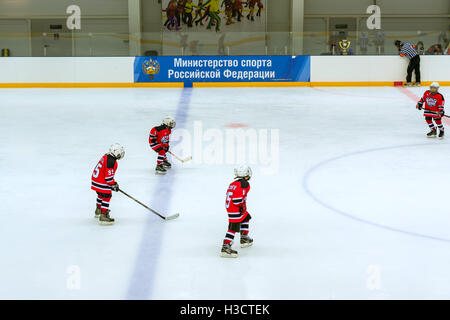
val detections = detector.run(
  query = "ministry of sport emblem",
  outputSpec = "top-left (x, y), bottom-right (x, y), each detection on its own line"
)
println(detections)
top-left (143, 58), bottom-right (160, 80)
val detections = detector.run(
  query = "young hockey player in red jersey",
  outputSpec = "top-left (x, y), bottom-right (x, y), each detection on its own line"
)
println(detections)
top-left (91, 143), bottom-right (125, 225)
top-left (149, 116), bottom-right (176, 175)
top-left (221, 165), bottom-right (253, 258)
top-left (416, 82), bottom-right (446, 138)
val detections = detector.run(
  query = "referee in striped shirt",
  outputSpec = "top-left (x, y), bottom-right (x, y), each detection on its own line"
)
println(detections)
top-left (395, 40), bottom-right (421, 87)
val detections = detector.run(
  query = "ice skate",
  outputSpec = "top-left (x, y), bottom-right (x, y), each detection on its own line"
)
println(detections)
top-left (240, 234), bottom-right (253, 248)
top-left (427, 129), bottom-right (437, 138)
top-left (162, 159), bottom-right (172, 169)
top-left (221, 242), bottom-right (238, 258)
top-left (439, 130), bottom-right (445, 139)
top-left (155, 164), bottom-right (167, 175)
top-left (403, 82), bottom-right (412, 87)
top-left (414, 82), bottom-right (421, 87)
top-left (94, 207), bottom-right (101, 219)
top-left (99, 210), bottom-right (115, 225)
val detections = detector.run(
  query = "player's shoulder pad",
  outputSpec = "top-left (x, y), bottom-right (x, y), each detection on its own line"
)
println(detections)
top-left (155, 124), bottom-right (167, 131)
top-left (437, 93), bottom-right (445, 100)
top-left (238, 179), bottom-right (249, 189)
top-left (106, 154), bottom-right (117, 169)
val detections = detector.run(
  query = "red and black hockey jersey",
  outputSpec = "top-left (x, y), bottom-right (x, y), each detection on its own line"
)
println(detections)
top-left (225, 178), bottom-right (250, 223)
top-left (419, 91), bottom-right (445, 118)
top-left (149, 125), bottom-right (172, 150)
top-left (91, 154), bottom-right (117, 194)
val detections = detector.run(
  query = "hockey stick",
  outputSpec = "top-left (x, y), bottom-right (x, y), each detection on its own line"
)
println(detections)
top-left (421, 111), bottom-right (449, 118)
top-left (119, 189), bottom-right (179, 220)
top-left (417, 107), bottom-right (448, 118)
top-left (168, 150), bottom-right (192, 163)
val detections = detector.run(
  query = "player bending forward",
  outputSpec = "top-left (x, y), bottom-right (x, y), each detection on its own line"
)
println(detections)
top-left (91, 143), bottom-right (125, 225)
top-left (149, 116), bottom-right (176, 175)
top-left (221, 165), bottom-right (254, 258)
top-left (416, 82), bottom-right (446, 139)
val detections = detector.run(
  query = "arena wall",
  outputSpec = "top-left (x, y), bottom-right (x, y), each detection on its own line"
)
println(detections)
top-left (310, 55), bottom-right (450, 85)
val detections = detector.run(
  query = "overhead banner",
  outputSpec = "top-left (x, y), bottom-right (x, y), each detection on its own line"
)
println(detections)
top-left (134, 56), bottom-right (311, 85)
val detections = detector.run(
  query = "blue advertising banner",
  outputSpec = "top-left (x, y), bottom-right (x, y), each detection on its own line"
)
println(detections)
top-left (134, 56), bottom-right (310, 86)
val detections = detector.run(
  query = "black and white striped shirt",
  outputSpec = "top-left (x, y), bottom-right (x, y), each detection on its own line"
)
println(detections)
top-left (399, 42), bottom-right (419, 59)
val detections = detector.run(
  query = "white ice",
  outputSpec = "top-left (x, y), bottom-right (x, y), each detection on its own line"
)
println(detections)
top-left (1, 85), bottom-right (450, 299)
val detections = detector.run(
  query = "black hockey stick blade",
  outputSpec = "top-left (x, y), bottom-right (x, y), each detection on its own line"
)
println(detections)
top-left (119, 189), bottom-right (179, 221)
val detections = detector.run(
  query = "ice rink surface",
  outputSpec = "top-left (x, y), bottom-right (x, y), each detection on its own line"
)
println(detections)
top-left (1, 85), bottom-right (450, 299)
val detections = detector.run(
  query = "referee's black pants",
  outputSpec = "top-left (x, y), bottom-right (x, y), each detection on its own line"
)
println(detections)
top-left (406, 55), bottom-right (420, 83)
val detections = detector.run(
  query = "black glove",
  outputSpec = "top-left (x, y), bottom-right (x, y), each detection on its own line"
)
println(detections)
top-left (417, 102), bottom-right (423, 110)
top-left (165, 146), bottom-right (170, 152)
top-left (111, 183), bottom-right (119, 192)
top-left (439, 110), bottom-right (445, 117)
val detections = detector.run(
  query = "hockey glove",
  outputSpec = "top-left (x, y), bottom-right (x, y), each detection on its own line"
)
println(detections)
top-left (439, 110), bottom-right (445, 117)
top-left (416, 102), bottom-right (423, 110)
top-left (165, 146), bottom-right (170, 152)
top-left (111, 183), bottom-right (119, 192)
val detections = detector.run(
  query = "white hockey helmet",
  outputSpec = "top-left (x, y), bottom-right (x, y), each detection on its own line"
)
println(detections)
top-left (109, 143), bottom-right (125, 160)
top-left (234, 165), bottom-right (252, 180)
top-left (162, 115), bottom-right (176, 128)
top-left (430, 82), bottom-right (440, 90)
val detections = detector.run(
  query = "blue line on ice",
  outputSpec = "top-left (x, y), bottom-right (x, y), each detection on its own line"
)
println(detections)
top-left (303, 142), bottom-right (450, 244)
top-left (126, 88), bottom-right (192, 299)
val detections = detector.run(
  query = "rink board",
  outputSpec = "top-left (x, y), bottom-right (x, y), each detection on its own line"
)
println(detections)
top-left (1, 81), bottom-right (448, 88)
top-left (0, 55), bottom-right (448, 87)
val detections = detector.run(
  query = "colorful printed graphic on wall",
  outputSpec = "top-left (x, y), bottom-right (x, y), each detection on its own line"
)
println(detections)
top-left (162, 0), bottom-right (266, 32)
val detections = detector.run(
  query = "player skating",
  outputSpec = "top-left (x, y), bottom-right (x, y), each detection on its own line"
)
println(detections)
top-left (149, 116), bottom-right (176, 175)
top-left (195, 0), bottom-right (210, 26)
top-left (222, 0), bottom-right (234, 25)
top-left (202, 0), bottom-right (221, 32)
top-left (221, 165), bottom-right (253, 258)
top-left (256, 0), bottom-right (263, 17)
top-left (193, 0), bottom-right (205, 26)
top-left (416, 82), bottom-right (446, 138)
top-left (165, 1), bottom-right (180, 31)
top-left (91, 143), bottom-right (125, 225)
top-left (233, 0), bottom-right (243, 21)
top-left (184, 0), bottom-right (197, 27)
top-left (246, 0), bottom-right (256, 21)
